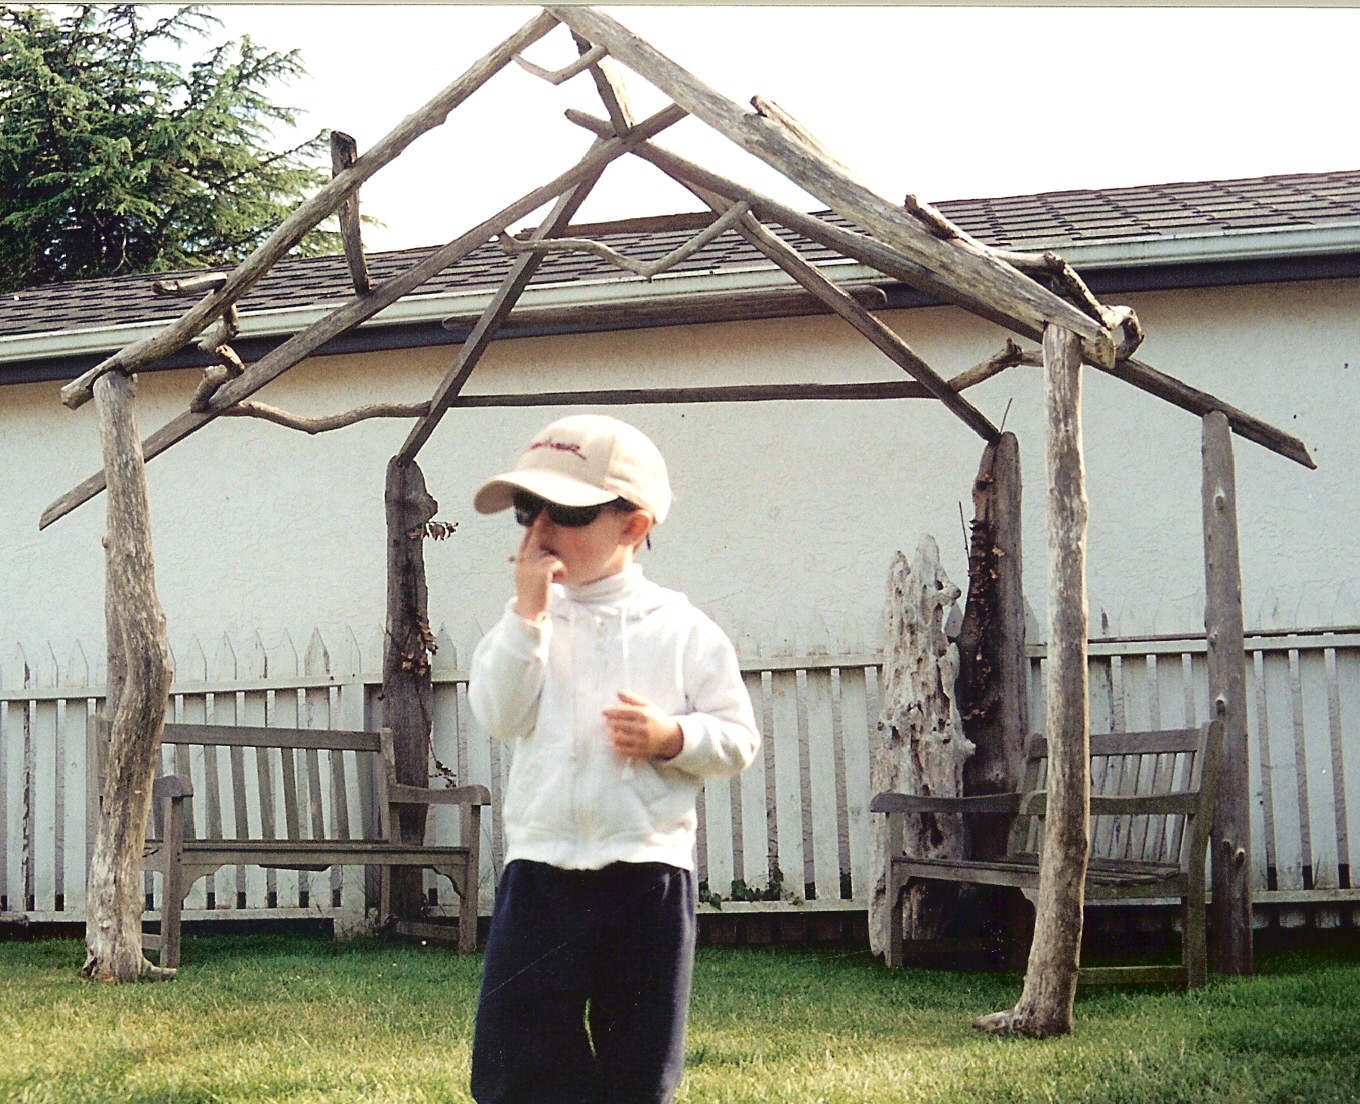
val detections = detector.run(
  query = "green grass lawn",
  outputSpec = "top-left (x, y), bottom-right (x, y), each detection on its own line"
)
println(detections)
top-left (2, 933), bottom-right (1358, 1103)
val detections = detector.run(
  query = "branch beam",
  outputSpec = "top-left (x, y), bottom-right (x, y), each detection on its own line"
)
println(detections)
top-left (331, 130), bottom-right (372, 296)
top-left (497, 200), bottom-right (750, 280)
top-left (513, 42), bottom-right (608, 84)
top-left (39, 103), bottom-right (686, 530)
top-left (59, 8), bottom-right (560, 410)
top-left (550, 6), bottom-right (1115, 366)
top-left (674, 180), bottom-right (998, 441)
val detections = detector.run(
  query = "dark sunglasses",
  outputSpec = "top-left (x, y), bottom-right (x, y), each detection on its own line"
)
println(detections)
top-left (513, 490), bottom-right (626, 528)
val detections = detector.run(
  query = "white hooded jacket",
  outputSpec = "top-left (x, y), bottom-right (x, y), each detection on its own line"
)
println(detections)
top-left (469, 564), bottom-right (760, 872)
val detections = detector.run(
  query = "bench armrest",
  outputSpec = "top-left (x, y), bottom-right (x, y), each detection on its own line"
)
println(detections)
top-left (1021, 791), bottom-right (1199, 816)
top-left (387, 782), bottom-right (491, 807)
top-left (870, 792), bottom-right (1022, 815)
top-left (152, 773), bottom-right (193, 800)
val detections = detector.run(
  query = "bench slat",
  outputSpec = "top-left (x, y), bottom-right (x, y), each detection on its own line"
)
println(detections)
top-left (161, 723), bottom-right (383, 752)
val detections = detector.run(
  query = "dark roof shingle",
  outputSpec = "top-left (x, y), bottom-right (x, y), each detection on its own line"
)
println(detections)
top-left (5, 168), bottom-right (1359, 341)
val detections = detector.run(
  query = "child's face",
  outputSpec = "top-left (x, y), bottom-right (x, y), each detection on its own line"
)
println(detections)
top-left (520, 505), bottom-right (650, 588)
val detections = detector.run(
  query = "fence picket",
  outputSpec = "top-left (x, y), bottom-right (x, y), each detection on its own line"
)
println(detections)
top-left (59, 643), bottom-right (91, 916)
top-left (739, 670), bottom-right (771, 891)
top-left (1296, 649), bottom-right (1339, 920)
top-left (31, 648), bottom-right (59, 914)
top-left (239, 633), bottom-right (273, 909)
top-left (802, 667), bottom-right (840, 902)
top-left (836, 664), bottom-right (873, 904)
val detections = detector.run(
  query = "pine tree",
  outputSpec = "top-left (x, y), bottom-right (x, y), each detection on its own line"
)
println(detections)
top-left (0, 4), bottom-right (338, 292)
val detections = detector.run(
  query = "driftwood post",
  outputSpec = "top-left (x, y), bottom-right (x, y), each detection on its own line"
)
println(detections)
top-left (381, 458), bottom-right (440, 922)
top-left (83, 370), bottom-right (175, 981)
top-left (958, 432), bottom-right (1028, 858)
top-left (976, 324), bottom-right (1089, 1036)
top-left (869, 538), bottom-right (974, 958)
top-left (1203, 410), bottom-right (1253, 975)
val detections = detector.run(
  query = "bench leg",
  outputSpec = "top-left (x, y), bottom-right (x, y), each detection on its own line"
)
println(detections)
top-left (885, 867), bottom-right (905, 969)
top-left (379, 865), bottom-right (393, 928)
top-left (1184, 888), bottom-right (1208, 990)
top-left (457, 863), bottom-right (477, 954)
top-left (155, 796), bottom-right (187, 971)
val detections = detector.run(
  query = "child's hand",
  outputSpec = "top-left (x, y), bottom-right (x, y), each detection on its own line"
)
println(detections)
top-left (511, 523), bottom-right (564, 623)
top-left (604, 691), bottom-right (683, 761)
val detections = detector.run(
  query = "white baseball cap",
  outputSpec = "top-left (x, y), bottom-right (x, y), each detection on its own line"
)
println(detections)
top-left (473, 414), bottom-right (672, 523)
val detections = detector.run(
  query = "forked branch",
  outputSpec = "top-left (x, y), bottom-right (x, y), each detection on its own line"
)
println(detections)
top-left (189, 304), bottom-right (245, 413)
top-left (513, 42), bottom-right (608, 84)
top-left (497, 200), bottom-right (750, 280)
top-left (223, 400), bottom-right (431, 434)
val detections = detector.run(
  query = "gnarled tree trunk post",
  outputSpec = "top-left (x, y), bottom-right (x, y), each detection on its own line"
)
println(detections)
top-left (869, 537), bottom-right (974, 958)
top-left (83, 370), bottom-right (175, 981)
top-left (958, 431), bottom-right (1028, 857)
top-left (1203, 410), bottom-right (1253, 975)
top-left (976, 323), bottom-right (1089, 1036)
top-left (382, 456), bottom-right (439, 923)
top-left (957, 432), bottom-right (1028, 959)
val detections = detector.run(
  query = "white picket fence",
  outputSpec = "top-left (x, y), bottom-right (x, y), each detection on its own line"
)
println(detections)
top-left (3, 625), bottom-right (1358, 930)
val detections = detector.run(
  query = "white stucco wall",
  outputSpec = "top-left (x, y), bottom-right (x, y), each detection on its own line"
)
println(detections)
top-left (2, 275), bottom-right (1356, 678)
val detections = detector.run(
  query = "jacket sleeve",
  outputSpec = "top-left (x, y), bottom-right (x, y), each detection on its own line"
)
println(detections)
top-left (468, 599), bottom-right (551, 742)
top-left (665, 616), bottom-right (761, 781)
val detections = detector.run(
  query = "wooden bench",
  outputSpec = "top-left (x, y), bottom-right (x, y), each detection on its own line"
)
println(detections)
top-left (91, 717), bottom-right (489, 968)
top-left (870, 719), bottom-right (1224, 988)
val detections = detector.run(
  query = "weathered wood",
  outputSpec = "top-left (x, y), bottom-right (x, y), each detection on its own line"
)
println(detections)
top-left (162, 723), bottom-right (383, 752)
top-left (1108, 357), bottom-right (1314, 469)
top-left (568, 108), bottom-right (1309, 471)
top-left (138, 724), bottom-right (488, 965)
top-left (58, 9), bottom-right (560, 410)
top-left (330, 130), bottom-right (372, 296)
top-left (82, 371), bottom-right (174, 982)
top-left (958, 433), bottom-right (1027, 862)
top-left (497, 199), bottom-right (752, 280)
top-left (223, 400), bottom-right (430, 434)
top-left (1203, 410), bottom-right (1253, 975)
top-left (452, 371), bottom-right (1007, 408)
top-left (875, 715), bottom-right (1224, 990)
top-left (869, 540), bottom-right (973, 957)
top-left (442, 283), bottom-right (890, 334)
top-left (382, 458), bottom-right (439, 920)
top-left (565, 108), bottom-right (1045, 339)
top-left (152, 274), bottom-right (227, 297)
top-left (392, 103), bottom-right (684, 463)
top-left (575, 31), bottom-right (634, 133)
top-left (682, 183), bottom-right (999, 442)
top-left (513, 41), bottom-right (608, 84)
top-left (551, 6), bottom-right (1115, 366)
top-left (975, 324), bottom-right (1089, 1036)
top-left (39, 104), bottom-right (687, 531)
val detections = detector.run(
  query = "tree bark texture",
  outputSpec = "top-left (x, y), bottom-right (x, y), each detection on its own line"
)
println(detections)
top-left (382, 457), bottom-right (439, 920)
top-left (869, 538), bottom-right (974, 956)
top-left (1203, 410), bottom-right (1253, 975)
top-left (958, 432), bottom-right (1028, 864)
top-left (976, 324), bottom-right (1089, 1036)
top-left (83, 371), bottom-right (175, 981)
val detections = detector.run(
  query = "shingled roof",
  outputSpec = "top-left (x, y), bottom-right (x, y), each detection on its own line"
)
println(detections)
top-left (6, 168), bottom-right (1360, 382)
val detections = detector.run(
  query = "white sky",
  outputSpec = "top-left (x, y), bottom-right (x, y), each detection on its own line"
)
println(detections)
top-left (192, 5), bottom-right (1360, 253)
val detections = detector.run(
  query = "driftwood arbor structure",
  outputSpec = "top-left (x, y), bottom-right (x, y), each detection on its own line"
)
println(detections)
top-left (40, 6), bottom-right (1310, 1029)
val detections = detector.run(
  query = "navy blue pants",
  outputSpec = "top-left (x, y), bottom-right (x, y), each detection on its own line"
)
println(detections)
top-left (471, 860), bottom-right (696, 1104)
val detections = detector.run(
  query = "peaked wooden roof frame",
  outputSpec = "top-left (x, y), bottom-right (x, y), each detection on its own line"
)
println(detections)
top-left (40, 6), bottom-right (1310, 530)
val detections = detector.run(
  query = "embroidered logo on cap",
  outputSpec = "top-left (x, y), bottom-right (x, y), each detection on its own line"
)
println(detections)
top-left (529, 439), bottom-right (588, 462)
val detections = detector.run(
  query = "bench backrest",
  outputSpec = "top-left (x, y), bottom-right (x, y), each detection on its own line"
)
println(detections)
top-left (1009, 722), bottom-right (1223, 871)
top-left (126, 721), bottom-right (388, 845)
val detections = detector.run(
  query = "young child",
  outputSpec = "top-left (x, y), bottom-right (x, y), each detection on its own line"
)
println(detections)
top-left (467, 414), bottom-right (760, 1104)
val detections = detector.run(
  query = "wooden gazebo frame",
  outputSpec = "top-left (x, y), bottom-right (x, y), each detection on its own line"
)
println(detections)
top-left (44, 7), bottom-right (1311, 1028)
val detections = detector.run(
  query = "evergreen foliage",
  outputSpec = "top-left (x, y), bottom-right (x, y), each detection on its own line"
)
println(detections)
top-left (0, 4), bottom-right (338, 292)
